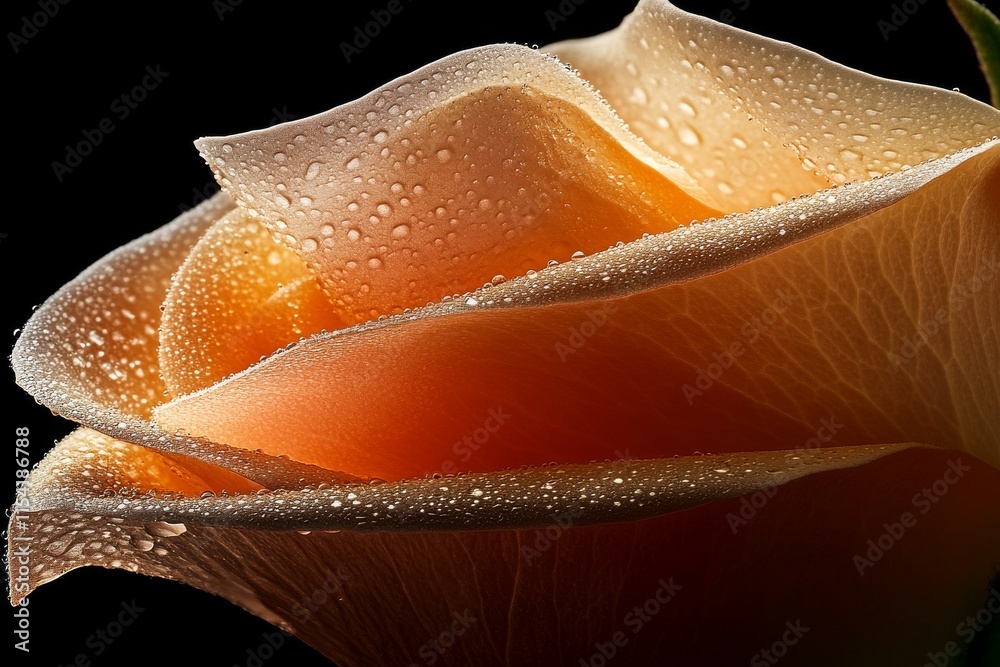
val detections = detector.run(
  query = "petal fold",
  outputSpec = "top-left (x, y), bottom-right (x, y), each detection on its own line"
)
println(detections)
top-left (197, 44), bottom-right (720, 323)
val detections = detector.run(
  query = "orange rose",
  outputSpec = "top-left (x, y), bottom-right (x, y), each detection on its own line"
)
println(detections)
top-left (9, 1), bottom-right (1000, 665)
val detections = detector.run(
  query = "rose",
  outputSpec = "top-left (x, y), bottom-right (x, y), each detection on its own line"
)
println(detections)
top-left (7, 1), bottom-right (995, 667)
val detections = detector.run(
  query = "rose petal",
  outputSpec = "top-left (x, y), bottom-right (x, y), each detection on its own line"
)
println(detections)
top-left (10, 194), bottom-right (355, 489)
top-left (9, 426), bottom-right (920, 594)
top-left (10, 433), bottom-right (1000, 665)
top-left (546, 0), bottom-right (1000, 210)
top-left (155, 142), bottom-right (1000, 480)
top-left (159, 209), bottom-right (344, 396)
top-left (196, 44), bottom-right (720, 323)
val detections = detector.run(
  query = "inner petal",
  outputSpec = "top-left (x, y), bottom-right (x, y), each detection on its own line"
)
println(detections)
top-left (159, 210), bottom-right (344, 396)
top-left (197, 44), bottom-right (720, 325)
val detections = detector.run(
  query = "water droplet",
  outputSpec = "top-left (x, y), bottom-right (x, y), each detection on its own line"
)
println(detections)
top-left (678, 127), bottom-right (701, 146)
top-left (630, 86), bottom-right (648, 104)
top-left (301, 238), bottom-right (319, 252)
top-left (144, 522), bottom-right (187, 538)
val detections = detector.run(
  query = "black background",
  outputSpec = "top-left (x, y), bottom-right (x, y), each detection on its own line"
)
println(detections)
top-left (2, 0), bottom-right (995, 665)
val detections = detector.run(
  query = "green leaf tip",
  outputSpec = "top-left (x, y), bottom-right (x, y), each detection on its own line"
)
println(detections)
top-left (948, 0), bottom-right (1000, 107)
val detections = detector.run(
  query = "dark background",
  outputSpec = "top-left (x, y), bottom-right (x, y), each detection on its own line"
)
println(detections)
top-left (2, 0), bottom-right (995, 665)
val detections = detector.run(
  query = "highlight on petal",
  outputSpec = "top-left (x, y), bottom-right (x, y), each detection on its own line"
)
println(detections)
top-left (11, 434), bottom-right (1000, 666)
top-left (196, 44), bottom-right (721, 324)
top-left (547, 0), bottom-right (1000, 210)
top-left (155, 142), bottom-right (1000, 480)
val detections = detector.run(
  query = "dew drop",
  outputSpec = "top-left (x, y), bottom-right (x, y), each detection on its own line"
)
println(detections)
top-left (678, 127), bottom-right (701, 146)
top-left (144, 522), bottom-right (187, 538)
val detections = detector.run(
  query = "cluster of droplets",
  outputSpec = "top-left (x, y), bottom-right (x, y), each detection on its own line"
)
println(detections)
top-left (547, 1), bottom-right (999, 216)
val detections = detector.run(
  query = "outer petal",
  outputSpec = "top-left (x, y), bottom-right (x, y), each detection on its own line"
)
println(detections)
top-left (9, 429), bottom-right (1000, 666)
top-left (547, 0), bottom-right (1000, 210)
